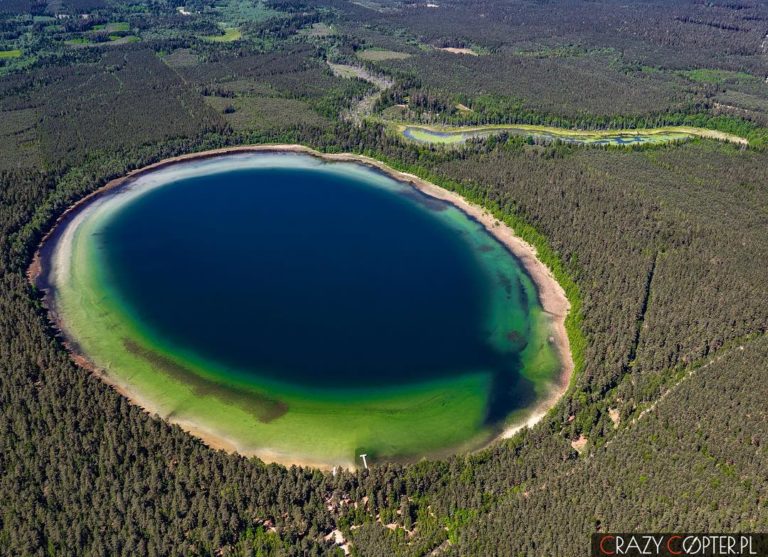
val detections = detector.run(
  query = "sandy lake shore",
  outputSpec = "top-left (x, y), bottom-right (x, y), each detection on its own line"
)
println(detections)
top-left (28, 144), bottom-right (574, 467)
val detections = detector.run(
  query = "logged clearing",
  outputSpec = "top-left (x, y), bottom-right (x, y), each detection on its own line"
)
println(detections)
top-left (356, 49), bottom-right (412, 61)
top-left (438, 47), bottom-right (478, 56)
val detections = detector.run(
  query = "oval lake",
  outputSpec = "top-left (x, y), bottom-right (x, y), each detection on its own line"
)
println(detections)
top-left (44, 152), bottom-right (562, 467)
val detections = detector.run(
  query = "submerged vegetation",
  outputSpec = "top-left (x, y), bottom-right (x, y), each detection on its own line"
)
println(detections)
top-left (0, 0), bottom-right (767, 554)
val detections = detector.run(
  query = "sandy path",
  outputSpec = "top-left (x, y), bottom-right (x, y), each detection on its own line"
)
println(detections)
top-left (29, 144), bottom-right (574, 466)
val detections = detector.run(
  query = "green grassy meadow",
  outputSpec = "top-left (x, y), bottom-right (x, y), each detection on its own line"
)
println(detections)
top-left (356, 49), bottom-right (412, 62)
top-left (680, 68), bottom-right (758, 85)
top-left (93, 22), bottom-right (130, 33)
top-left (202, 27), bottom-right (242, 43)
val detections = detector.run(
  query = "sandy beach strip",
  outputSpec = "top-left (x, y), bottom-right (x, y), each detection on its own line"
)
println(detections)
top-left (28, 143), bottom-right (575, 464)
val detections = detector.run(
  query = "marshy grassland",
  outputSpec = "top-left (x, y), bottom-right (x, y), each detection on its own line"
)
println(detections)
top-left (394, 122), bottom-right (750, 146)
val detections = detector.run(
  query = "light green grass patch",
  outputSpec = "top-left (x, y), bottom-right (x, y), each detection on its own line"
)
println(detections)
top-left (356, 49), bottom-right (411, 61)
top-left (202, 27), bottom-right (242, 42)
top-left (93, 22), bottom-right (130, 33)
top-left (681, 68), bottom-right (757, 84)
top-left (109, 35), bottom-right (140, 44)
top-left (65, 37), bottom-right (92, 46)
top-left (0, 49), bottom-right (22, 59)
top-left (327, 62), bottom-right (361, 79)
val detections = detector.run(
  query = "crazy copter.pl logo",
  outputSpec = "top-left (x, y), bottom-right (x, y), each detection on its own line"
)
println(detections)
top-left (591, 534), bottom-right (768, 557)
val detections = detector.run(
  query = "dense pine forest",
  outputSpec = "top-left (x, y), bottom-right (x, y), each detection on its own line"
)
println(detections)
top-left (0, 0), bottom-right (766, 555)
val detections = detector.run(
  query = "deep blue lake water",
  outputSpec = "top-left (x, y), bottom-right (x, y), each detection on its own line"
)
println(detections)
top-left (96, 162), bottom-right (519, 389)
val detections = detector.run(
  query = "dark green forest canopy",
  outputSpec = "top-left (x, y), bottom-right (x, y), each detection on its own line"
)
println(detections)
top-left (0, 0), bottom-right (766, 554)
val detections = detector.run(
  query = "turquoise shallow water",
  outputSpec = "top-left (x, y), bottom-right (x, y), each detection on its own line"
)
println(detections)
top-left (47, 153), bottom-right (560, 463)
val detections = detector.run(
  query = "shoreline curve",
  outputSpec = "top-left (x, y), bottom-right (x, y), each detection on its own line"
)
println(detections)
top-left (28, 144), bottom-right (574, 469)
